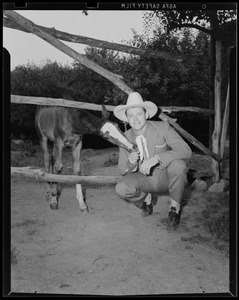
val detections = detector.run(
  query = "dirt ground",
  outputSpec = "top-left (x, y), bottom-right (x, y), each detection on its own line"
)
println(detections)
top-left (10, 146), bottom-right (230, 296)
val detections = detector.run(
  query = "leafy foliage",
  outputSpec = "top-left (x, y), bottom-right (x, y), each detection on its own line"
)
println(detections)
top-left (145, 9), bottom-right (236, 32)
top-left (10, 10), bottom-right (234, 145)
top-left (125, 27), bottom-right (211, 108)
top-left (11, 60), bottom-right (73, 139)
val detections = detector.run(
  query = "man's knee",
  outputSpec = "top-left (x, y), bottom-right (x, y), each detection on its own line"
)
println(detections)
top-left (167, 160), bottom-right (188, 176)
top-left (115, 181), bottom-right (137, 199)
top-left (115, 181), bottom-right (126, 198)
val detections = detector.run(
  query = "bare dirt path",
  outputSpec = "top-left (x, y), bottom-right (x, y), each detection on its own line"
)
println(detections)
top-left (10, 147), bottom-right (229, 295)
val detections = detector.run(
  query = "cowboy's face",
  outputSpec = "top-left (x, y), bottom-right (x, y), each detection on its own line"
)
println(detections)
top-left (126, 107), bottom-right (147, 131)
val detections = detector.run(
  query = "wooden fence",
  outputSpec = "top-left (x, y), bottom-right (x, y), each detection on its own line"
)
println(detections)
top-left (10, 94), bottom-right (218, 185)
top-left (11, 94), bottom-right (222, 164)
top-left (11, 95), bottom-right (214, 115)
top-left (5, 10), bottom-right (227, 182)
top-left (11, 167), bottom-right (120, 185)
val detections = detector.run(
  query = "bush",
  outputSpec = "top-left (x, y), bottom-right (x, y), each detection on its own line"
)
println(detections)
top-left (103, 153), bottom-right (118, 167)
top-left (11, 140), bottom-right (37, 156)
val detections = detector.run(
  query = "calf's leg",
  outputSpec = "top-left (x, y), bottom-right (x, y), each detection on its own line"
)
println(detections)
top-left (50, 138), bottom-right (64, 209)
top-left (72, 139), bottom-right (82, 175)
top-left (40, 137), bottom-right (52, 201)
top-left (72, 140), bottom-right (88, 212)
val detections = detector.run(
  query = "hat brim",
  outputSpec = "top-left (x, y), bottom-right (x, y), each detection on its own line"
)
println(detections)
top-left (114, 101), bottom-right (158, 122)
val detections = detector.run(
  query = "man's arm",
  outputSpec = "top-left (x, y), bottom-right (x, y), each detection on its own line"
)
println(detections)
top-left (158, 121), bottom-right (192, 168)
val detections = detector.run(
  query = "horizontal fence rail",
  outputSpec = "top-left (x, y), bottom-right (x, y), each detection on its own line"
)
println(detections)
top-left (11, 95), bottom-right (214, 115)
top-left (5, 10), bottom-right (227, 183)
top-left (11, 167), bottom-right (120, 185)
top-left (10, 94), bottom-right (222, 162)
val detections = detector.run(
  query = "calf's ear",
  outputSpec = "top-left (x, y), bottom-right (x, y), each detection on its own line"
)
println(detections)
top-left (102, 105), bottom-right (110, 120)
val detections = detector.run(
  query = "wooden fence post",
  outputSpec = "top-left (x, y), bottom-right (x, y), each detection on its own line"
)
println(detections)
top-left (212, 40), bottom-right (222, 182)
top-left (220, 78), bottom-right (230, 158)
top-left (7, 10), bottom-right (223, 167)
top-left (209, 33), bottom-right (215, 151)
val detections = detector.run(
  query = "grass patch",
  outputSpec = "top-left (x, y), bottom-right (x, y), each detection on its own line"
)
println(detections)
top-left (11, 154), bottom-right (43, 168)
top-left (204, 213), bottom-right (229, 242)
top-left (11, 140), bottom-right (43, 167)
top-left (184, 245), bottom-right (193, 250)
top-left (213, 241), bottom-right (229, 254)
top-left (11, 140), bottom-right (37, 156)
top-left (204, 191), bottom-right (229, 208)
top-left (27, 229), bottom-right (39, 236)
top-left (181, 233), bottom-right (211, 244)
top-left (11, 246), bottom-right (19, 265)
top-left (202, 191), bottom-right (229, 244)
top-left (12, 218), bottom-right (39, 227)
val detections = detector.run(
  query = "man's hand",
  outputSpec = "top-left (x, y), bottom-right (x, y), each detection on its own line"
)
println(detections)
top-left (140, 156), bottom-right (159, 175)
top-left (128, 151), bottom-right (140, 165)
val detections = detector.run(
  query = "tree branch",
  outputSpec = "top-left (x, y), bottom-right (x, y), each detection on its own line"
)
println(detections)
top-left (6, 11), bottom-right (221, 163)
top-left (4, 10), bottom-right (132, 94)
top-left (3, 15), bottom-right (194, 62)
top-left (169, 22), bottom-right (212, 35)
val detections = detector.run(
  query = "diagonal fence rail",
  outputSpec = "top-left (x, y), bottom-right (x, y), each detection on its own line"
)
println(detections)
top-left (6, 10), bottom-right (223, 185)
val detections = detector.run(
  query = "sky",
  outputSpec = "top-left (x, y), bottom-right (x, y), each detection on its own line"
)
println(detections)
top-left (3, 10), bottom-right (146, 70)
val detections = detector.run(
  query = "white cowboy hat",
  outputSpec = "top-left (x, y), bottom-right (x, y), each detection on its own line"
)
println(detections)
top-left (113, 92), bottom-right (158, 122)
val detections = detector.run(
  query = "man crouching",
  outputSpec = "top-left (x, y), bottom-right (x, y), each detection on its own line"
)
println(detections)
top-left (114, 92), bottom-right (192, 229)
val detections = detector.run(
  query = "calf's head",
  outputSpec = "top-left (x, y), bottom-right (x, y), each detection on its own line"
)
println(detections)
top-left (99, 105), bottom-right (137, 153)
